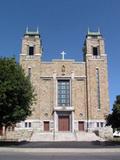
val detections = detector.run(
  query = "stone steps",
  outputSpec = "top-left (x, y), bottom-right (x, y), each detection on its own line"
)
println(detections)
top-left (54, 132), bottom-right (76, 141)
top-left (30, 132), bottom-right (53, 141)
top-left (76, 132), bottom-right (104, 141)
top-left (30, 131), bottom-right (104, 142)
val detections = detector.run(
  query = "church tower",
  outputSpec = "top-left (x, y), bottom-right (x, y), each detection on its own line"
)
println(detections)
top-left (20, 28), bottom-right (43, 120)
top-left (83, 30), bottom-right (110, 129)
top-left (20, 28), bottom-right (42, 77)
top-left (20, 28), bottom-right (42, 63)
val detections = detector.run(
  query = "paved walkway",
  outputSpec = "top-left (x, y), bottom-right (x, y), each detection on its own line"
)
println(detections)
top-left (0, 147), bottom-right (120, 153)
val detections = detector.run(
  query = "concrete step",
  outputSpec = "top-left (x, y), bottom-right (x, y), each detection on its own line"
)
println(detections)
top-left (76, 132), bottom-right (104, 141)
top-left (30, 132), bottom-right (53, 141)
top-left (54, 132), bottom-right (76, 141)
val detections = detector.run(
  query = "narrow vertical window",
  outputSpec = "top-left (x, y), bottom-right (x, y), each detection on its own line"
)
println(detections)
top-left (29, 46), bottom-right (34, 55)
top-left (96, 68), bottom-right (101, 109)
top-left (97, 122), bottom-right (99, 127)
top-left (25, 122), bottom-right (27, 128)
top-left (28, 68), bottom-right (31, 78)
top-left (100, 122), bottom-right (104, 127)
top-left (29, 122), bottom-right (31, 128)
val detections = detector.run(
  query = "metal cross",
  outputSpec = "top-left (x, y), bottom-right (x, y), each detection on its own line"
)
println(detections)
top-left (60, 51), bottom-right (66, 60)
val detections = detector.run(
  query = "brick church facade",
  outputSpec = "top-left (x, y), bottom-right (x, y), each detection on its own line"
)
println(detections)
top-left (18, 29), bottom-right (110, 132)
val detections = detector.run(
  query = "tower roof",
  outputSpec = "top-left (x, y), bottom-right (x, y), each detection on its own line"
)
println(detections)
top-left (24, 27), bottom-right (40, 37)
top-left (87, 28), bottom-right (102, 37)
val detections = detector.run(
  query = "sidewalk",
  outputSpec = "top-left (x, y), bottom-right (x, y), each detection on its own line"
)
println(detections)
top-left (0, 147), bottom-right (120, 153)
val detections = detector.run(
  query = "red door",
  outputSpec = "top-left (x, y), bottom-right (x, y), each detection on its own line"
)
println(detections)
top-left (78, 121), bottom-right (84, 131)
top-left (44, 121), bottom-right (49, 131)
top-left (58, 115), bottom-right (70, 131)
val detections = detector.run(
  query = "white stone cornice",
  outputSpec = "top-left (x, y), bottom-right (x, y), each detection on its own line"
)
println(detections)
top-left (54, 106), bottom-right (74, 111)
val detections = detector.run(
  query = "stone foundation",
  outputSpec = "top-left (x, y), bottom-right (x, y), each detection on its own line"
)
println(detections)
top-left (0, 129), bottom-right (33, 141)
top-left (94, 126), bottom-right (113, 140)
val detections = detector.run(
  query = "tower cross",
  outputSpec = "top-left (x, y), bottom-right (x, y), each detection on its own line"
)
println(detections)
top-left (60, 51), bottom-right (66, 60)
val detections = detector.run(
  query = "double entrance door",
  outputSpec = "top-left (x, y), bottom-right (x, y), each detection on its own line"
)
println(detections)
top-left (58, 114), bottom-right (70, 131)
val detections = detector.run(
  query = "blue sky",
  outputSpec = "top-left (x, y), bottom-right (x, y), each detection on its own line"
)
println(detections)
top-left (0, 0), bottom-right (119, 110)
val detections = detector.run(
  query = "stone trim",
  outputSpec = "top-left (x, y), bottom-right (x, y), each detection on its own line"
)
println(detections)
top-left (74, 76), bottom-right (86, 81)
top-left (40, 76), bottom-right (86, 81)
top-left (54, 106), bottom-right (74, 111)
top-left (40, 76), bottom-right (53, 80)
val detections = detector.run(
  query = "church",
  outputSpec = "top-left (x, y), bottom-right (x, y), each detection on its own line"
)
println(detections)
top-left (19, 29), bottom-right (110, 133)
